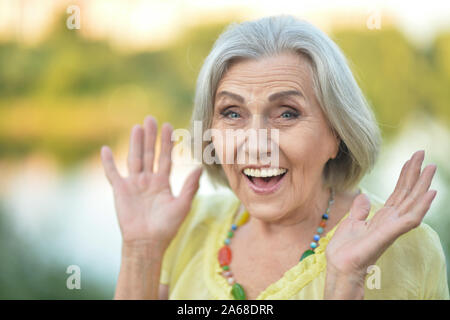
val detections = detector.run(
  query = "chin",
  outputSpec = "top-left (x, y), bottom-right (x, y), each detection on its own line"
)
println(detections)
top-left (236, 189), bottom-right (290, 220)
top-left (246, 201), bottom-right (288, 222)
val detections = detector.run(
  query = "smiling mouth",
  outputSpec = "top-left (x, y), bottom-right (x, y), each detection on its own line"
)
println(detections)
top-left (242, 167), bottom-right (287, 193)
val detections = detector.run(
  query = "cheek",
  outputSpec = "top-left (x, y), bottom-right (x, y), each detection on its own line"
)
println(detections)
top-left (279, 126), bottom-right (333, 170)
top-left (222, 164), bottom-right (238, 181)
top-left (278, 129), bottom-right (319, 162)
top-left (211, 128), bottom-right (248, 165)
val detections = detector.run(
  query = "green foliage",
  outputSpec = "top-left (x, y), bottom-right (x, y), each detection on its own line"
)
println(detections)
top-left (0, 17), bottom-right (231, 166)
top-left (0, 17), bottom-right (449, 164)
top-left (332, 28), bottom-right (450, 138)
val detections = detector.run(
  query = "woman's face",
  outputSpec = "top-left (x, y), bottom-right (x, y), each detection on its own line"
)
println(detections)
top-left (211, 51), bottom-right (340, 220)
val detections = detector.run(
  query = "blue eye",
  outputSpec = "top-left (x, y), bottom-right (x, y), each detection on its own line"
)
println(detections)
top-left (281, 111), bottom-right (298, 119)
top-left (222, 110), bottom-right (241, 119)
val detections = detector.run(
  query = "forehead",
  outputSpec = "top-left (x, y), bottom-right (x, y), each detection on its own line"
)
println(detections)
top-left (216, 51), bottom-right (314, 98)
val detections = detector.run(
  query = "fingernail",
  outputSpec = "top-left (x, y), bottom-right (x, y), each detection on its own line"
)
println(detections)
top-left (145, 115), bottom-right (156, 123)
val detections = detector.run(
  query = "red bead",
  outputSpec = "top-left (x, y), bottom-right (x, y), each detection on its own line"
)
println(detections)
top-left (319, 220), bottom-right (326, 228)
top-left (218, 246), bottom-right (232, 266)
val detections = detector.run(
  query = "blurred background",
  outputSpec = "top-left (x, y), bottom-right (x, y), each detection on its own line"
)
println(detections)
top-left (0, 0), bottom-right (449, 299)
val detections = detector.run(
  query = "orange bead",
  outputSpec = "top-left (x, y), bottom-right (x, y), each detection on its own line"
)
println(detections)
top-left (218, 246), bottom-right (232, 266)
top-left (319, 220), bottom-right (326, 228)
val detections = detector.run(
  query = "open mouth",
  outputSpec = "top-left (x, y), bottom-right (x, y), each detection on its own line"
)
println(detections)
top-left (242, 167), bottom-right (287, 194)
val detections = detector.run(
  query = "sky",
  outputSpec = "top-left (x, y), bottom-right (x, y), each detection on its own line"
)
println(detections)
top-left (0, 0), bottom-right (449, 49)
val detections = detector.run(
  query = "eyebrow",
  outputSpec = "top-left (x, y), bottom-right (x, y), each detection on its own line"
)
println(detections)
top-left (216, 90), bottom-right (303, 103)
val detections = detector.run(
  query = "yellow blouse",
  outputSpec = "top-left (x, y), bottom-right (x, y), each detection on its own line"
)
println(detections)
top-left (160, 187), bottom-right (449, 299)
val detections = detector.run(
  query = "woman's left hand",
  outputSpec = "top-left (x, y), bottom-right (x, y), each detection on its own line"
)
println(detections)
top-left (324, 150), bottom-right (437, 299)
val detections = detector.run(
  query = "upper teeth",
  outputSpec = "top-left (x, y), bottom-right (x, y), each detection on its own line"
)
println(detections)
top-left (243, 168), bottom-right (287, 177)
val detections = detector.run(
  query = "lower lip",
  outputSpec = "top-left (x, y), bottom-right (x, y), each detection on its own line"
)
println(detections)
top-left (244, 172), bottom-right (287, 195)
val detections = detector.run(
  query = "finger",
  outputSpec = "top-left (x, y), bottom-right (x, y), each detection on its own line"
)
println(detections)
top-left (397, 164), bottom-right (437, 216)
top-left (403, 150), bottom-right (425, 188)
top-left (127, 125), bottom-right (144, 176)
top-left (386, 150), bottom-right (424, 207)
top-left (396, 189), bottom-right (437, 234)
top-left (158, 123), bottom-right (173, 176)
top-left (348, 193), bottom-right (371, 221)
top-left (177, 166), bottom-right (203, 207)
top-left (385, 160), bottom-right (410, 207)
top-left (143, 115), bottom-right (157, 173)
top-left (101, 146), bottom-right (123, 186)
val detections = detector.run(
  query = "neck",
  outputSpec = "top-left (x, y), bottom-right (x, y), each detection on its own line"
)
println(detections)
top-left (243, 184), bottom-right (333, 250)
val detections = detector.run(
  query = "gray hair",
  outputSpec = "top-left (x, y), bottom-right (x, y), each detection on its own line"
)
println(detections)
top-left (190, 14), bottom-right (381, 193)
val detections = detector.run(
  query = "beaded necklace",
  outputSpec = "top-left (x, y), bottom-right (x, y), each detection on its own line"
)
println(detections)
top-left (218, 188), bottom-right (335, 300)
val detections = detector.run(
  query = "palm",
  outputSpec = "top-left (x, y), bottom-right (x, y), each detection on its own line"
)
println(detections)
top-left (326, 150), bottom-right (437, 276)
top-left (113, 173), bottom-right (175, 243)
top-left (101, 116), bottom-right (202, 250)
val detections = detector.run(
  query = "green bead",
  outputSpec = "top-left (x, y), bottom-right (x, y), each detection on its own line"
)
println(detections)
top-left (222, 265), bottom-right (229, 271)
top-left (227, 231), bottom-right (234, 238)
top-left (299, 249), bottom-right (315, 262)
top-left (231, 283), bottom-right (246, 300)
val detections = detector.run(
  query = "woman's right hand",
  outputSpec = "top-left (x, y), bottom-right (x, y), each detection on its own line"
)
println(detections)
top-left (100, 115), bottom-right (203, 253)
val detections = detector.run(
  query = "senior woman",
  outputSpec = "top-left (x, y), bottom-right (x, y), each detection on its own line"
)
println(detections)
top-left (100, 15), bottom-right (449, 300)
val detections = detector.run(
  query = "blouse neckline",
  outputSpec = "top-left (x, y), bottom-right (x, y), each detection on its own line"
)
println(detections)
top-left (203, 193), bottom-right (353, 300)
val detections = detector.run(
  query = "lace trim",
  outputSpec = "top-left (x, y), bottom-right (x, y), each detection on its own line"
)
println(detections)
top-left (204, 197), bottom-right (351, 300)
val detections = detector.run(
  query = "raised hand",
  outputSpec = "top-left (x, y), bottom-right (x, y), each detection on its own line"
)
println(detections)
top-left (100, 115), bottom-right (203, 252)
top-left (325, 150), bottom-right (437, 288)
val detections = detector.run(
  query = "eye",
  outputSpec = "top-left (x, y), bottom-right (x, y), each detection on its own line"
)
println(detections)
top-left (280, 108), bottom-right (300, 119)
top-left (227, 111), bottom-right (240, 119)
top-left (281, 111), bottom-right (293, 118)
top-left (220, 108), bottom-right (241, 119)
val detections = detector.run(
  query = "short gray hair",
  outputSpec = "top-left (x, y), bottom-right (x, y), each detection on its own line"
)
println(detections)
top-left (190, 15), bottom-right (381, 193)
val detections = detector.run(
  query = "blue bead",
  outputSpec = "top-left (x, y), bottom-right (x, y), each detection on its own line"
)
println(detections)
top-left (224, 238), bottom-right (230, 245)
top-left (313, 234), bottom-right (320, 242)
top-left (231, 224), bottom-right (237, 231)
top-left (310, 242), bottom-right (317, 249)
top-left (322, 213), bottom-right (329, 220)
top-left (317, 227), bottom-right (324, 234)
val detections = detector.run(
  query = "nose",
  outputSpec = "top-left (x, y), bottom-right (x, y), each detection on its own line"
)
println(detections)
top-left (249, 113), bottom-right (265, 131)
top-left (241, 114), bottom-right (276, 165)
